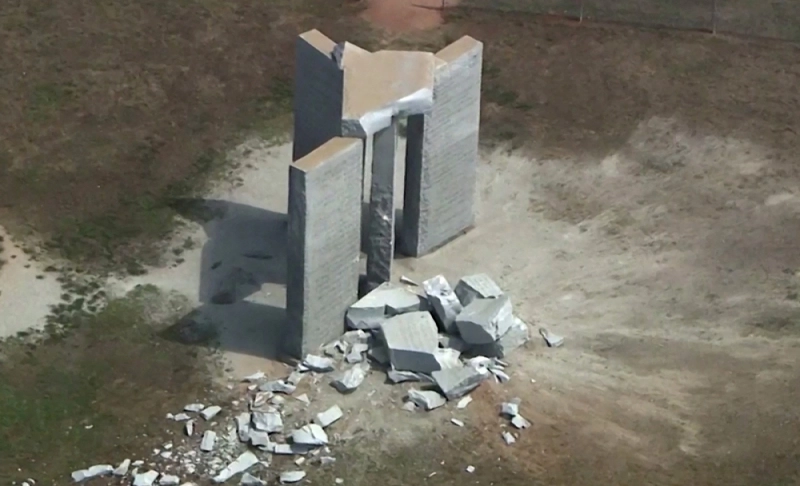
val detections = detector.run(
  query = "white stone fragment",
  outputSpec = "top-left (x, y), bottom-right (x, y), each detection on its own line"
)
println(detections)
top-left (450, 418), bottom-right (465, 427)
top-left (113, 459), bottom-right (131, 476)
top-left (273, 443), bottom-right (314, 455)
top-left (184, 403), bottom-right (204, 413)
top-left (454, 274), bottom-right (504, 306)
top-left (159, 475), bottom-right (180, 486)
top-left (251, 411), bottom-right (283, 433)
top-left (539, 327), bottom-right (565, 348)
top-left (319, 456), bottom-right (336, 466)
top-left (201, 431), bottom-right (217, 452)
top-left (456, 296), bottom-right (514, 345)
top-left (71, 465), bottom-right (113, 482)
top-left (286, 371), bottom-right (305, 386)
top-left (335, 479), bottom-right (344, 485)
top-left (345, 342), bottom-right (369, 364)
top-left (315, 405), bottom-right (344, 428)
top-left (431, 366), bottom-right (487, 400)
top-left (173, 413), bottom-right (191, 421)
top-left (132, 471), bottom-right (160, 486)
top-left (502, 431), bottom-right (516, 445)
top-left (511, 415), bottom-right (531, 429)
top-left (380, 311), bottom-right (440, 373)
top-left (303, 354), bottom-right (335, 372)
top-left (456, 396), bottom-right (473, 409)
top-left (423, 275), bottom-right (463, 333)
top-left (242, 371), bottom-right (266, 382)
top-left (132, 460), bottom-right (144, 467)
top-left (386, 369), bottom-right (429, 384)
top-left (272, 395), bottom-right (286, 406)
top-left (280, 471), bottom-right (307, 483)
top-left (185, 420), bottom-right (195, 437)
top-left (407, 389), bottom-right (446, 411)
top-left (331, 365), bottom-right (367, 393)
top-left (200, 405), bottom-right (222, 420)
top-left (434, 348), bottom-right (462, 369)
top-left (235, 412), bottom-right (251, 442)
top-left (340, 329), bottom-right (370, 345)
top-left (466, 465), bottom-right (475, 473)
top-left (259, 380), bottom-right (296, 394)
top-left (501, 402), bottom-right (519, 417)
top-left (471, 316), bottom-right (530, 358)
top-left (295, 393), bottom-right (311, 406)
top-left (490, 368), bottom-right (510, 383)
top-left (291, 423), bottom-right (329, 446)
top-left (402, 401), bottom-right (417, 412)
top-left (212, 451), bottom-right (259, 483)
top-left (248, 430), bottom-right (272, 449)
top-left (240, 472), bottom-right (267, 486)
top-left (346, 282), bottom-right (426, 330)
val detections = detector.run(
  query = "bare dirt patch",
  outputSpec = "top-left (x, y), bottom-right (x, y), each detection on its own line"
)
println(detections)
top-left (360, 0), bottom-right (448, 33)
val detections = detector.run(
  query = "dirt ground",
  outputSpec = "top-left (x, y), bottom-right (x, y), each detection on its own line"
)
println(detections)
top-left (2, 2), bottom-right (800, 485)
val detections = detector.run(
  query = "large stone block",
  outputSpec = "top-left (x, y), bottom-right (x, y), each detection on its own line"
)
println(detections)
top-left (401, 36), bottom-right (483, 256)
top-left (292, 30), bottom-right (345, 162)
top-left (285, 137), bottom-right (364, 358)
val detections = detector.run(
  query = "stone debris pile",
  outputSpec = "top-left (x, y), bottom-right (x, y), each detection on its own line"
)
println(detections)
top-left (68, 273), bottom-right (558, 485)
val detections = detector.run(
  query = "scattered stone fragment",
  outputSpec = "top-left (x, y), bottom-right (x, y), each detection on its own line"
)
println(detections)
top-left (341, 329), bottom-right (369, 345)
top-left (280, 471), bottom-right (307, 484)
top-left (201, 431), bottom-right (217, 452)
top-left (315, 405), bottom-right (344, 428)
top-left (259, 380), bottom-right (297, 395)
top-left (471, 316), bottom-right (530, 358)
top-left (380, 311), bottom-right (440, 373)
top-left (173, 413), bottom-right (191, 422)
top-left (347, 282), bottom-right (427, 330)
top-left (240, 473), bottom-right (267, 486)
top-left (423, 275), bottom-right (463, 333)
top-left (331, 365), bottom-right (367, 393)
top-left (319, 456), bottom-right (336, 466)
top-left (235, 413), bottom-right (251, 442)
top-left (400, 275), bottom-right (419, 286)
top-left (456, 296), bottom-right (514, 345)
top-left (335, 479), bottom-right (344, 485)
top-left (113, 459), bottom-right (131, 477)
top-left (248, 430), bottom-right (272, 449)
top-left (401, 401), bottom-right (417, 412)
top-left (367, 345), bottom-right (390, 365)
top-left (291, 424), bottom-right (329, 446)
top-left (133, 470), bottom-right (160, 486)
top-left (345, 342), bottom-right (369, 364)
top-left (466, 356), bottom-right (492, 371)
top-left (212, 451), bottom-right (259, 484)
top-left (450, 418), bottom-right (465, 427)
top-left (303, 354), bottom-right (335, 372)
top-left (539, 327), bottom-right (565, 348)
top-left (252, 411), bottom-right (283, 433)
top-left (242, 371), bottom-right (266, 382)
top-left (272, 395), bottom-right (286, 406)
top-left (502, 431), bottom-right (516, 445)
top-left (185, 420), bottom-right (195, 437)
top-left (184, 403), bottom-right (204, 413)
top-left (286, 371), bottom-right (305, 386)
top-left (71, 465), bottom-right (113, 482)
top-left (434, 348), bottom-right (462, 369)
top-left (511, 415), bottom-right (531, 429)
top-left (160, 451), bottom-right (172, 459)
top-left (132, 461), bottom-right (144, 467)
top-left (501, 402), bottom-right (519, 417)
top-left (200, 405), bottom-right (222, 420)
top-left (438, 334), bottom-right (470, 353)
top-left (407, 389), bottom-right (446, 411)
top-left (456, 396), bottom-right (473, 409)
top-left (295, 393), bottom-right (311, 406)
top-left (454, 274), bottom-right (504, 306)
top-left (295, 457), bottom-right (306, 466)
top-left (490, 368), bottom-right (510, 383)
top-left (273, 444), bottom-right (314, 455)
top-left (159, 475), bottom-right (180, 486)
top-left (387, 369), bottom-right (428, 384)
top-left (431, 366), bottom-right (487, 400)
top-left (465, 465), bottom-right (475, 473)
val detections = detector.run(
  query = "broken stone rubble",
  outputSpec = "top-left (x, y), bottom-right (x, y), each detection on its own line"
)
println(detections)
top-left (346, 282), bottom-right (427, 330)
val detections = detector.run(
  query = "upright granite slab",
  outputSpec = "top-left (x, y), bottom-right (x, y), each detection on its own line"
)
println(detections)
top-left (285, 138), bottom-right (364, 358)
top-left (401, 37), bottom-right (483, 257)
top-left (365, 119), bottom-right (398, 287)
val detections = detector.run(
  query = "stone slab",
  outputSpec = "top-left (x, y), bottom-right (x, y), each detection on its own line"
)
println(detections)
top-left (365, 120), bottom-right (397, 286)
top-left (456, 295), bottom-right (514, 345)
top-left (380, 311), bottom-right (440, 373)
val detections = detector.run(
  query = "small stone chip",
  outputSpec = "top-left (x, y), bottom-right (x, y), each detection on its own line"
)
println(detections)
top-left (431, 366), bottom-right (487, 400)
top-left (454, 274), bottom-right (504, 306)
top-left (113, 459), bottom-right (131, 477)
top-left (273, 444), bottom-right (314, 455)
top-left (295, 394), bottom-right (311, 406)
top-left (279, 471), bottom-right (307, 483)
top-left (345, 343), bottom-right (369, 364)
top-left (251, 411), bottom-right (283, 433)
top-left (159, 475), bottom-right (180, 486)
top-left (502, 431), bottom-right (516, 445)
top-left (286, 371), bottom-right (305, 386)
top-left (511, 415), bottom-right (531, 429)
top-left (315, 405), bottom-right (344, 428)
top-left (200, 405), bottom-right (222, 420)
top-left (303, 354), bottom-right (335, 372)
top-left (456, 396), bottom-right (473, 409)
top-left (71, 465), bottom-right (113, 483)
top-left (235, 412), bottom-right (251, 442)
top-left (185, 419), bottom-right (195, 437)
top-left (184, 403), bottom-right (204, 413)
top-left (401, 401), bottom-right (417, 412)
top-left (132, 470), bottom-right (160, 486)
top-left (212, 452), bottom-right (259, 484)
top-left (173, 413), bottom-right (191, 422)
top-left (423, 275), bottom-right (463, 333)
top-left (331, 365), bottom-right (367, 393)
top-left (450, 418), bottom-right (465, 427)
top-left (259, 380), bottom-right (297, 395)
top-left (240, 472), bottom-right (267, 486)
top-left (466, 465), bottom-right (476, 473)
top-left (501, 402), bottom-right (519, 417)
top-left (242, 371), bottom-right (266, 382)
top-left (248, 430), bottom-right (272, 449)
top-left (291, 423), bottom-right (329, 446)
top-left (490, 368), bottom-right (510, 383)
top-left (539, 327), bottom-right (565, 348)
top-left (407, 389), bottom-right (446, 411)
top-left (200, 431), bottom-right (217, 452)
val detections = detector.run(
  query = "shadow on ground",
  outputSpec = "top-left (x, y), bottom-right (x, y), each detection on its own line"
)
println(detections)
top-left (161, 198), bottom-right (290, 361)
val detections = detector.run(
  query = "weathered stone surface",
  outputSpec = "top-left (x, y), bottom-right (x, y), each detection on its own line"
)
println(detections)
top-left (212, 452), bottom-right (259, 483)
top-left (407, 389), bottom-right (447, 411)
top-left (291, 424), bottom-right (329, 446)
top-left (252, 411), bottom-right (283, 433)
top-left (431, 366), bottom-right (487, 400)
top-left (365, 120), bottom-right (397, 287)
top-left (454, 274), bottom-right (503, 306)
top-left (455, 296), bottom-right (514, 345)
top-left (400, 37), bottom-right (483, 257)
top-left (249, 430), bottom-right (272, 449)
top-left (470, 315), bottom-right (529, 358)
top-left (286, 137), bottom-right (363, 358)
top-left (434, 347), bottom-right (462, 369)
top-left (331, 365), bottom-right (367, 393)
top-left (315, 405), bottom-right (344, 427)
top-left (380, 311), bottom-right (440, 373)
top-left (423, 275), bottom-right (463, 333)
top-left (346, 282), bottom-right (426, 330)
top-left (302, 354), bottom-right (335, 372)
top-left (387, 369), bottom-right (430, 384)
